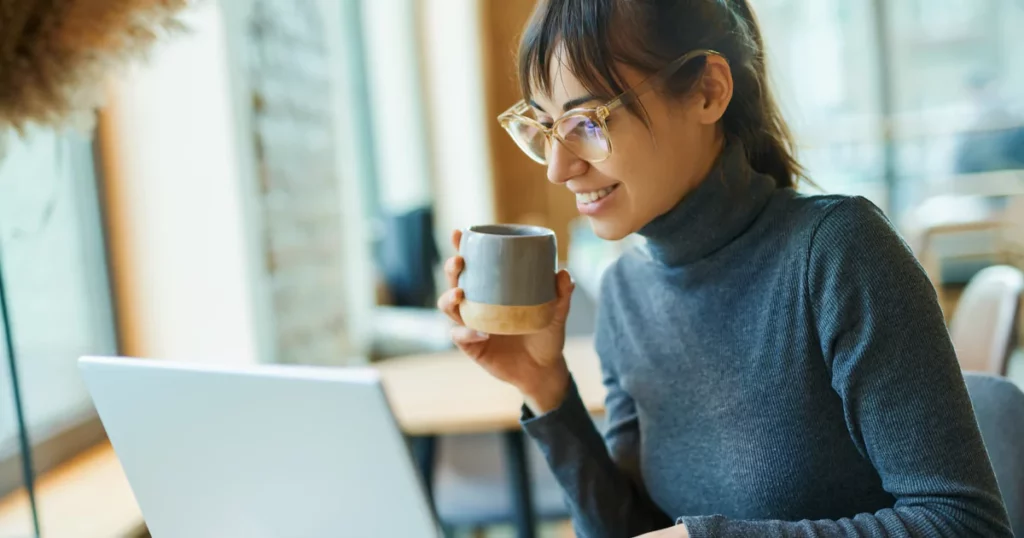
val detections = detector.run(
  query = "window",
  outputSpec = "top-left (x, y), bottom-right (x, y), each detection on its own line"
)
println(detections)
top-left (887, 0), bottom-right (1024, 211)
top-left (0, 129), bottom-right (117, 508)
top-left (754, 0), bottom-right (1024, 287)
top-left (754, 0), bottom-right (1024, 215)
top-left (755, 0), bottom-right (888, 204)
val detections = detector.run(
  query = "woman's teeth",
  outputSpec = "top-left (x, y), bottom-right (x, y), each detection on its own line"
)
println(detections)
top-left (576, 185), bottom-right (616, 205)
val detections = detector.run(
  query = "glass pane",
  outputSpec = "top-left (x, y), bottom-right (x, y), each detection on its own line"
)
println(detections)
top-left (754, 0), bottom-right (888, 205)
top-left (0, 129), bottom-right (118, 536)
top-left (0, 310), bottom-right (34, 538)
top-left (888, 0), bottom-right (1024, 282)
top-left (887, 0), bottom-right (1024, 197)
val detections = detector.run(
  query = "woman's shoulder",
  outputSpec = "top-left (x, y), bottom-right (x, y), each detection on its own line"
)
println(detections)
top-left (777, 192), bottom-right (903, 252)
top-left (761, 192), bottom-right (919, 293)
top-left (795, 193), bottom-right (906, 252)
top-left (795, 193), bottom-right (922, 288)
top-left (780, 191), bottom-right (885, 229)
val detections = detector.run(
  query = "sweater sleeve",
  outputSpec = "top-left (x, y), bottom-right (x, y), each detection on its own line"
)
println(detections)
top-left (521, 275), bottom-right (672, 537)
top-left (678, 196), bottom-right (1012, 538)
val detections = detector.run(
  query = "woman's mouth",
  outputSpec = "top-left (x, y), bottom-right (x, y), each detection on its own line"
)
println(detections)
top-left (575, 184), bottom-right (621, 215)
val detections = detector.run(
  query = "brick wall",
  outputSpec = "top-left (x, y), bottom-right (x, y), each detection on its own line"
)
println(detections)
top-left (247, 0), bottom-right (350, 364)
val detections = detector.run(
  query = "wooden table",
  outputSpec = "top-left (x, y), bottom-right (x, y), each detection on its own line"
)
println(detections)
top-left (0, 442), bottom-right (143, 538)
top-left (375, 336), bottom-right (605, 538)
top-left (376, 336), bottom-right (606, 434)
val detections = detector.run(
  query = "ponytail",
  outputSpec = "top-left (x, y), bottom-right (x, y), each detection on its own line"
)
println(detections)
top-left (721, 0), bottom-right (804, 188)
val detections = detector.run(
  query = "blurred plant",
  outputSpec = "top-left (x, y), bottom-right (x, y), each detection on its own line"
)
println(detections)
top-left (0, 0), bottom-right (191, 134)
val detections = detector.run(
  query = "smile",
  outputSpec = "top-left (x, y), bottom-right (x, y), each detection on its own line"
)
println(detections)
top-left (575, 184), bottom-right (620, 205)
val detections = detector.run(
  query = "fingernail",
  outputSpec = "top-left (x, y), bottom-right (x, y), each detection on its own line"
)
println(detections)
top-left (471, 331), bottom-right (490, 341)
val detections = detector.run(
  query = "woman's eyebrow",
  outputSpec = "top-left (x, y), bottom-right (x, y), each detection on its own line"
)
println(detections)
top-left (560, 95), bottom-right (598, 111)
top-left (528, 95), bottom-right (598, 115)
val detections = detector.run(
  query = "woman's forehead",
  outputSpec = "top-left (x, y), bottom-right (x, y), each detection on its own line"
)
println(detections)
top-left (530, 65), bottom-right (590, 112)
top-left (528, 59), bottom-right (645, 115)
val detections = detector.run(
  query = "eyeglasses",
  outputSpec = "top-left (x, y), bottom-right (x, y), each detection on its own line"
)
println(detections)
top-left (498, 49), bottom-right (724, 165)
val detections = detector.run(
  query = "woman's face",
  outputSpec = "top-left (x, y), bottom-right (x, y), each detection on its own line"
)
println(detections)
top-left (529, 52), bottom-right (733, 240)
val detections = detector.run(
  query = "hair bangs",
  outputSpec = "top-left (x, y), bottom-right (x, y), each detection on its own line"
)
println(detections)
top-left (517, 0), bottom-right (628, 107)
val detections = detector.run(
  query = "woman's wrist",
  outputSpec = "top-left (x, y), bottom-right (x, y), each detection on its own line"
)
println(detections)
top-left (522, 360), bottom-right (571, 415)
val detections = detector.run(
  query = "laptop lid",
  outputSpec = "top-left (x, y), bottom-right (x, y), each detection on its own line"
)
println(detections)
top-left (79, 356), bottom-right (440, 538)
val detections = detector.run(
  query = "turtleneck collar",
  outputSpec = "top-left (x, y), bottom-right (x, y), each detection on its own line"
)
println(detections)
top-left (638, 141), bottom-right (779, 267)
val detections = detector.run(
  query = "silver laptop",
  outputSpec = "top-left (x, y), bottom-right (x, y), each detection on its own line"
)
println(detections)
top-left (79, 356), bottom-right (441, 538)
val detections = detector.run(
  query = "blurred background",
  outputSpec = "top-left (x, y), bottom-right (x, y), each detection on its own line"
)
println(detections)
top-left (1, 0), bottom-right (1022, 536)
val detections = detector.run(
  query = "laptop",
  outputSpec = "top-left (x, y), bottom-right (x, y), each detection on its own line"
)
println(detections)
top-left (79, 356), bottom-right (441, 538)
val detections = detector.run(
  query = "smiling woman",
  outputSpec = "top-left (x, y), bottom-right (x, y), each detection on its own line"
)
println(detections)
top-left (499, 0), bottom-right (802, 242)
top-left (437, 0), bottom-right (1016, 537)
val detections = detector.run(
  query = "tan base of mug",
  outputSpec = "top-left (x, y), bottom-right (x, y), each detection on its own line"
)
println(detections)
top-left (460, 300), bottom-right (556, 335)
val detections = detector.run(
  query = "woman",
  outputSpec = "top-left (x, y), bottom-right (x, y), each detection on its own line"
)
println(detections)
top-left (437, 0), bottom-right (1012, 536)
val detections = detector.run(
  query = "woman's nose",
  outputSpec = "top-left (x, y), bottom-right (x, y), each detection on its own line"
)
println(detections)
top-left (546, 138), bottom-right (589, 185)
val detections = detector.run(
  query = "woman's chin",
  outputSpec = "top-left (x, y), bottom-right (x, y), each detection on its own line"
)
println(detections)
top-left (587, 217), bottom-right (633, 242)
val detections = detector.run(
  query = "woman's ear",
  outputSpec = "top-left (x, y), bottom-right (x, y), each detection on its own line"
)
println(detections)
top-left (697, 56), bottom-right (734, 125)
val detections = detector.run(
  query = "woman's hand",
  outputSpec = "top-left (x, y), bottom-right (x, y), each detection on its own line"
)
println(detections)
top-left (635, 525), bottom-right (690, 538)
top-left (437, 229), bottom-right (575, 414)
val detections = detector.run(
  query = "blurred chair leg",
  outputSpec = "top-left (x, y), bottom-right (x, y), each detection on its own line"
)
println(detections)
top-left (410, 435), bottom-right (438, 506)
top-left (503, 430), bottom-right (537, 538)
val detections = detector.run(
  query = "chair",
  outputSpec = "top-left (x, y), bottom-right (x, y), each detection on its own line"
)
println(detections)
top-left (964, 373), bottom-right (1024, 537)
top-left (1002, 195), bottom-right (1024, 267)
top-left (903, 195), bottom-right (1009, 306)
top-left (949, 265), bottom-right (1024, 375)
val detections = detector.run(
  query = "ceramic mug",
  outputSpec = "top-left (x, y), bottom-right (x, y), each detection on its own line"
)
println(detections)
top-left (458, 224), bottom-right (558, 335)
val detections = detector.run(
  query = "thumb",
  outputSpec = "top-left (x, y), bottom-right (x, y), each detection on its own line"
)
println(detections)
top-left (551, 269), bottom-right (574, 326)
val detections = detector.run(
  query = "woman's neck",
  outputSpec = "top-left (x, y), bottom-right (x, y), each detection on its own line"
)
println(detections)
top-left (638, 140), bottom-right (779, 266)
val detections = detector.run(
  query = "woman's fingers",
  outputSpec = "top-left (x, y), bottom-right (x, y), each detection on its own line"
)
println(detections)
top-left (451, 229), bottom-right (463, 252)
top-left (551, 269), bottom-right (575, 326)
top-left (444, 255), bottom-right (464, 289)
top-left (451, 326), bottom-right (490, 358)
top-left (436, 287), bottom-right (465, 325)
top-left (452, 325), bottom-right (490, 345)
top-left (556, 269), bottom-right (574, 299)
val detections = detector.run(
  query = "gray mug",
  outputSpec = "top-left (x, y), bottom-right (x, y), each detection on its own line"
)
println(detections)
top-left (458, 224), bottom-right (558, 335)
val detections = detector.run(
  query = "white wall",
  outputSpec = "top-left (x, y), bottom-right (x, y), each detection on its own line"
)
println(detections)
top-left (420, 0), bottom-right (496, 247)
top-left (318, 0), bottom-right (376, 358)
top-left (361, 0), bottom-right (434, 214)
top-left (101, 1), bottom-right (262, 365)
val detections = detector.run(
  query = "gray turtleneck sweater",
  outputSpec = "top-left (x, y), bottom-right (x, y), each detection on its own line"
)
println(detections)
top-left (521, 144), bottom-right (1012, 537)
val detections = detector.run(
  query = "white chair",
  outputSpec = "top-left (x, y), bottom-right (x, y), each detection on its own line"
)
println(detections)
top-left (949, 265), bottom-right (1024, 375)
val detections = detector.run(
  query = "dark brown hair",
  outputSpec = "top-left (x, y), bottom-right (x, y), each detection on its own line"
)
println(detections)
top-left (518, 0), bottom-right (804, 188)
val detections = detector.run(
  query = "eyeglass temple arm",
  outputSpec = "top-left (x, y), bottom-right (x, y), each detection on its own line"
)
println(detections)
top-left (598, 49), bottom-right (723, 119)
